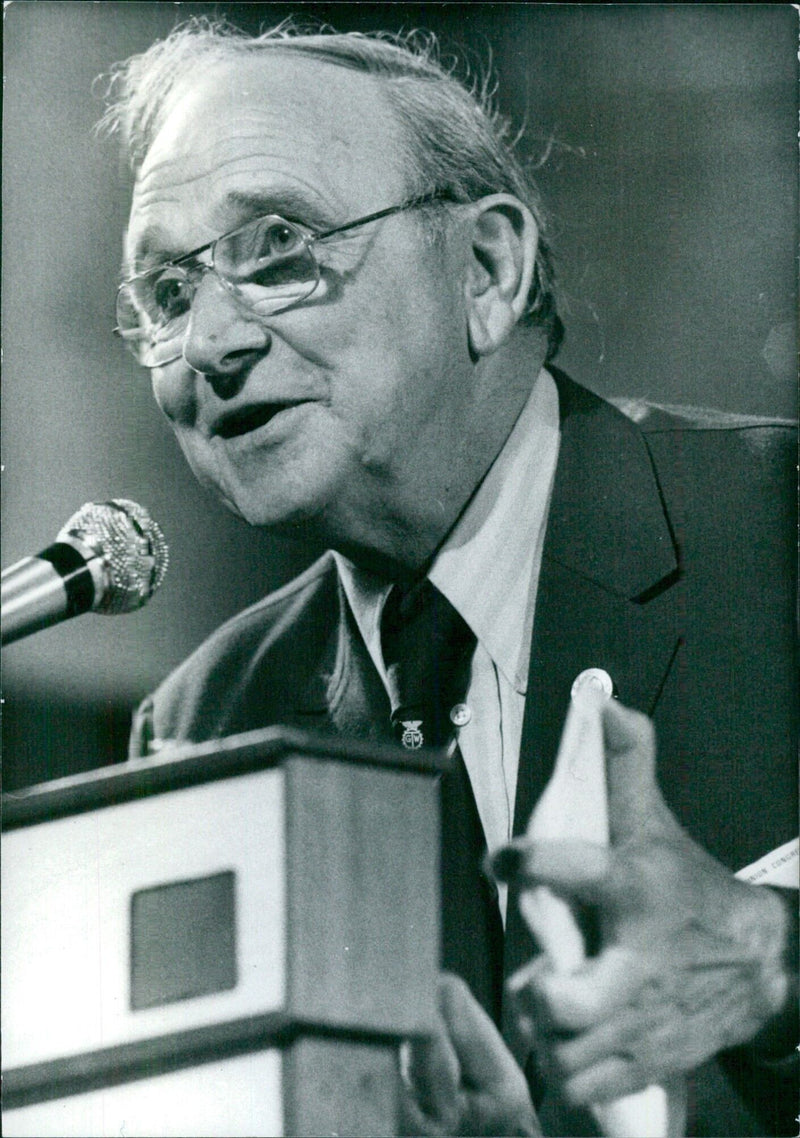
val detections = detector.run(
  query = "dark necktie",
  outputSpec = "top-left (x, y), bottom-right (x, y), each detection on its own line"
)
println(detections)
top-left (380, 580), bottom-right (505, 1024)
top-left (380, 579), bottom-right (474, 749)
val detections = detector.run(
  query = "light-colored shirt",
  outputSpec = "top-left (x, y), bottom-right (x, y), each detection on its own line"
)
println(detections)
top-left (334, 367), bottom-right (561, 922)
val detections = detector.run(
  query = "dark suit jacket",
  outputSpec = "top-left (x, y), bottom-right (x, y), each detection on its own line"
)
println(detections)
top-left (131, 373), bottom-right (798, 1136)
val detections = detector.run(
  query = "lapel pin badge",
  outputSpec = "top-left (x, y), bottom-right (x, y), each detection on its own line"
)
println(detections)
top-left (400, 720), bottom-right (424, 749)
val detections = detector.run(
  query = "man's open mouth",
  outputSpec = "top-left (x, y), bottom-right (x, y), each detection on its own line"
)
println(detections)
top-left (214, 403), bottom-right (297, 439)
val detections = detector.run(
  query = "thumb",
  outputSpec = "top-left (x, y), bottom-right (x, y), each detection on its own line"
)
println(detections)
top-left (602, 701), bottom-right (677, 842)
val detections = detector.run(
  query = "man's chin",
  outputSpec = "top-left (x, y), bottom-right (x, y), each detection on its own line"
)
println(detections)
top-left (214, 485), bottom-right (329, 542)
top-left (188, 465), bottom-right (303, 529)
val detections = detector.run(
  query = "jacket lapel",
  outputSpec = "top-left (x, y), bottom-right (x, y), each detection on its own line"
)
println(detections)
top-left (503, 372), bottom-right (684, 1051)
top-left (309, 576), bottom-right (395, 745)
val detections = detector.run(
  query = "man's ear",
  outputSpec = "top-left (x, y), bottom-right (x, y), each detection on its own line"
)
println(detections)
top-left (464, 195), bottom-right (538, 358)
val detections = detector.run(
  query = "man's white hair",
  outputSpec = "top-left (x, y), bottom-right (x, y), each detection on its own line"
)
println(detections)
top-left (100, 17), bottom-right (563, 359)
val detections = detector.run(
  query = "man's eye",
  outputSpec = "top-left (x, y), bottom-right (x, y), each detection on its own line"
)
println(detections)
top-left (255, 222), bottom-right (304, 262)
top-left (151, 270), bottom-right (192, 320)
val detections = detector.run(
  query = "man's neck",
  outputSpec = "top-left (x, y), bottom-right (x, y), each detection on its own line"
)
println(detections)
top-left (316, 331), bottom-right (549, 577)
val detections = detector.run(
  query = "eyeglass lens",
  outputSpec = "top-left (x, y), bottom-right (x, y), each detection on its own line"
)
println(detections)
top-left (117, 215), bottom-right (320, 367)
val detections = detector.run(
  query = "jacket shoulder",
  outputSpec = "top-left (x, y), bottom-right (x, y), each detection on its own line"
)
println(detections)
top-left (612, 396), bottom-right (797, 482)
top-left (613, 395), bottom-right (796, 437)
top-left (168, 550), bottom-right (336, 667)
top-left (130, 553), bottom-right (339, 754)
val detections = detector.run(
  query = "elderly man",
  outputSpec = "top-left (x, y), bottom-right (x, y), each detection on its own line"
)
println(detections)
top-left (106, 21), bottom-right (797, 1137)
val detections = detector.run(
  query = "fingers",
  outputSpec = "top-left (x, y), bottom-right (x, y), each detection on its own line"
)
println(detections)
top-left (508, 949), bottom-right (657, 1108)
top-left (398, 1087), bottom-right (447, 1138)
top-left (563, 1054), bottom-right (649, 1105)
top-left (601, 701), bottom-right (680, 843)
top-left (601, 698), bottom-right (654, 760)
top-left (438, 973), bottom-right (527, 1093)
top-left (404, 1004), bottom-right (461, 1125)
top-left (490, 839), bottom-right (612, 902)
top-left (509, 946), bottom-right (641, 1032)
top-left (489, 702), bottom-right (680, 895)
top-left (553, 1008), bottom-right (643, 1074)
top-left (601, 700), bottom-right (657, 841)
top-left (402, 973), bottom-right (540, 1137)
top-left (439, 972), bottom-right (539, 1136)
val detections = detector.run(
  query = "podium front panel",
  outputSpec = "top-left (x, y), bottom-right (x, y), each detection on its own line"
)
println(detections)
top-left (3, 768), bottom-right (287, 1068)
top-left (2, 731), bottom-right (441, 1136)
top-left (2, 1049), bottom-right (283, 1138)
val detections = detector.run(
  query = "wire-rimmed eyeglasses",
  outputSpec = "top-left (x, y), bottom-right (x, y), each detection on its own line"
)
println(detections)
top-left (115, 192), bottom-right (447, 368)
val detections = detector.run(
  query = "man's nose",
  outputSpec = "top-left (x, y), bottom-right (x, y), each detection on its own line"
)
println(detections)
top-left (181, 273), bottom-right (271, 382)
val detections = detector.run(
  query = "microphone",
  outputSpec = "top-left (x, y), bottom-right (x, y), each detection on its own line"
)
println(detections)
top-left (1, 499), bottom-right (168, 646)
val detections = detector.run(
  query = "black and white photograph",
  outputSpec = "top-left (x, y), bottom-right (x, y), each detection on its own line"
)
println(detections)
top-left (2, 4), bottom-right (797, 1136)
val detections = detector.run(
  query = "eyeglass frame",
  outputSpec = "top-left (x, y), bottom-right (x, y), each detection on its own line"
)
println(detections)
top-left (115, 190), bottom-right (451, 367)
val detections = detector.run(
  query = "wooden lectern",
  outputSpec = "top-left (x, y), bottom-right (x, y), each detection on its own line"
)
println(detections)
top-left (2, 728), bottom-right (445, 1137)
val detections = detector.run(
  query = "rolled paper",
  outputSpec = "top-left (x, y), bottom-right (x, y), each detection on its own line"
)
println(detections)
top-left (518, 688), bottom-right (677, 1138)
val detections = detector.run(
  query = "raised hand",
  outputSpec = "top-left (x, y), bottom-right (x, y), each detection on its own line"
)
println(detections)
top-left (491, 700), bottom-right (794, 1108)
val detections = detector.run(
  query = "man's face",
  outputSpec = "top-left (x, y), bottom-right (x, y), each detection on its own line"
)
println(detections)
top-left (125, 55), bottom-right (474, 547)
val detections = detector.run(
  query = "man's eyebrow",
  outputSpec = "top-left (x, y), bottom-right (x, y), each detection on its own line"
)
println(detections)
top-left (124, 227), bottom-right (189, 278)
top-left (124, 188), bottom-right (335, 278)
top-left (218, 188), bottom-right (333, 230)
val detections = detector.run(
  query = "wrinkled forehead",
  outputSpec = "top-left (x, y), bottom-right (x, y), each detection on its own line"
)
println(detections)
top-left (128, 54), bottom-right (412, 257)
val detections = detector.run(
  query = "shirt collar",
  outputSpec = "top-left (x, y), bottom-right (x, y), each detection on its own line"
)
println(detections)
top-left (335, 367), bottom-right (561, 694)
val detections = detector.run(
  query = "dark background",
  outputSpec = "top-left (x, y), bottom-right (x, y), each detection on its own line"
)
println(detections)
top-left (2, 3), bottom-right (797, 789)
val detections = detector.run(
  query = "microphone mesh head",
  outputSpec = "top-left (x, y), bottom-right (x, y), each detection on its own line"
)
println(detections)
top-left (57, 499), bottom-right (169, 614)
